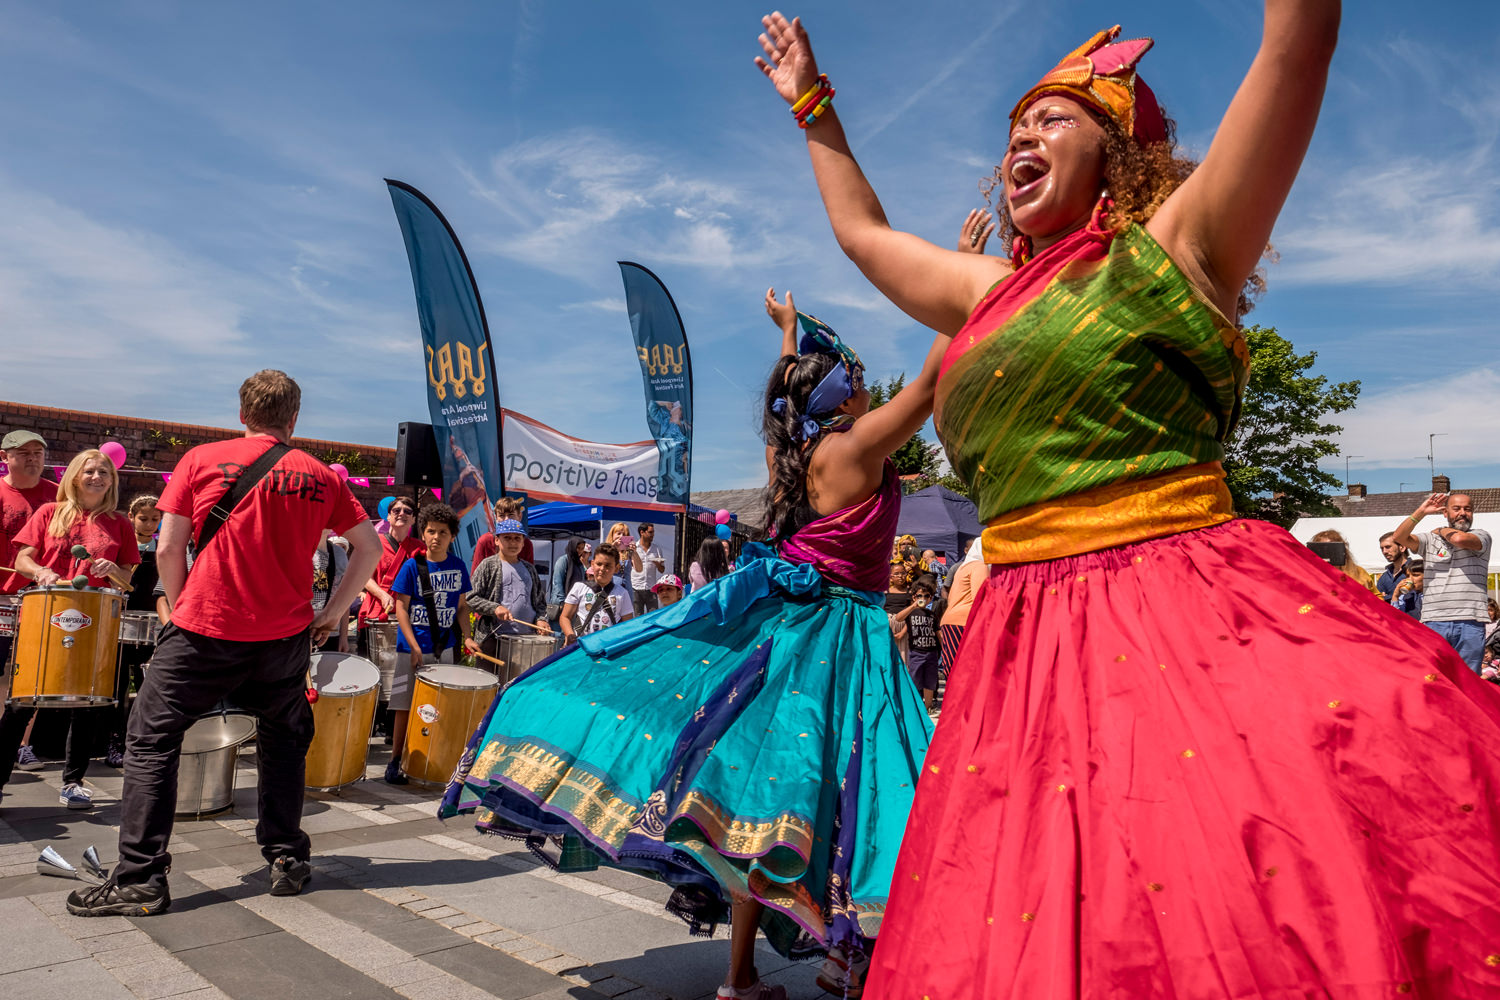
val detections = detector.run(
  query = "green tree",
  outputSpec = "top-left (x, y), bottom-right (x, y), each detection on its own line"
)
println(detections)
top-left (867, 375), bottom-right (943, 478)
top-left (1222, 325), bottom-right (1360, 527)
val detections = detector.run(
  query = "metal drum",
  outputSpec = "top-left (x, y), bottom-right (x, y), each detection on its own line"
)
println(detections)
top-left (402, 665), bottom-right (498, 786)
top-left (494, 634), bottom-right (561, 685)
top-left (366, 621), bottom-right (400, 702)
top-left (176, 710), bottom-right (257, 816)
top-left (305, 653), bottom-right (380, 791)
top-left (0, 594), bottom-right (20, 638)
top-left (9, 587), bottom-right (122, 706)
top-left (118, 611), bottom-right (159, 646)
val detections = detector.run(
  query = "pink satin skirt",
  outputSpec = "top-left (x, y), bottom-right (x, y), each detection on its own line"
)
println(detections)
top-left (866, 519), bottom-right (1500, 999)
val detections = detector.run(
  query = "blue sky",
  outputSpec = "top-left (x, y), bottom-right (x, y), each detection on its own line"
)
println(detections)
top-left (1, 1), bottom-right (1496, 494)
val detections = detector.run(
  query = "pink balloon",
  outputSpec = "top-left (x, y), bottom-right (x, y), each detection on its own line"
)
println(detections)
top-left (99, 441), bottom-right (127, 469)
top-left (329, 463), bottom-right (349, 481)
top-left (715, 508), bottom-right (731, 525)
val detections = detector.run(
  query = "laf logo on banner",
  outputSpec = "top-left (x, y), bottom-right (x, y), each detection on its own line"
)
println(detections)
top-left (636, 344), bottom-right (686, 377)
top-left (427, 341), bottom-right (490, 401)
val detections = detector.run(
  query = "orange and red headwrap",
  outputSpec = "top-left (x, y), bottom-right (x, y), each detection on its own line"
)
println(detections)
top-left (1009, 26), bottom-right (1166, 146)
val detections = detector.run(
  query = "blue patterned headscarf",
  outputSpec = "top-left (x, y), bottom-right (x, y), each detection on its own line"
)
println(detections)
top-left (772, 312), bottom-right (866, 442)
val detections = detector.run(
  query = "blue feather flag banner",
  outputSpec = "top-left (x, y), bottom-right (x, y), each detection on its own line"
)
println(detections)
top-left (387, 179), bottom-right (502, 560)
top-left (619, 261), bottom-right (693, 508)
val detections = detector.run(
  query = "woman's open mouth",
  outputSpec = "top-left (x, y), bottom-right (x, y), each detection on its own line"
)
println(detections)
top-left (1008, 153), bottom-right (1051, 201)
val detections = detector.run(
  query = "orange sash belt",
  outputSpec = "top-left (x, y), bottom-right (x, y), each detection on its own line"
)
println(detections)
top-left (982, 462), bottom-right (1234, 565)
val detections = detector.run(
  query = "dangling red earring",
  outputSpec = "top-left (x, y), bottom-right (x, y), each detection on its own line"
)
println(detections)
top-left (1010, 234), bottom-right (1034, 269)
top-left (1088, 190), bottom-right (1116, 237)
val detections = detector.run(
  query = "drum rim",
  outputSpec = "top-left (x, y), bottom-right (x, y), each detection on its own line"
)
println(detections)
top-left (181, 711), bottom-right (258, 753)
top-left (24, 584), bottom-right (125, 598)
top-left (415, 664), bottom-right (500, 690)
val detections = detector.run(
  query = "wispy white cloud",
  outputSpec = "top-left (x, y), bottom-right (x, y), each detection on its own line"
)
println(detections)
top-left (1326, 367), bottom-right (1500, 472)
top-left (560, 297), bottom-right (627, 313)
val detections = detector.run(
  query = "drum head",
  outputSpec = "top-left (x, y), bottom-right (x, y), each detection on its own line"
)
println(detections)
top-left (417, 664), bottom-right (499, 690)
top-left (310, 653), bottom-right (381, 696)
top-left (182, 712), bottom-right (257, 753)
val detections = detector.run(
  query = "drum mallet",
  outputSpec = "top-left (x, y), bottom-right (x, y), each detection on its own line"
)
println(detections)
top-left (471, 650), bottom-right (508, 670)
top-left (71, 545), bottom-right (133, 592)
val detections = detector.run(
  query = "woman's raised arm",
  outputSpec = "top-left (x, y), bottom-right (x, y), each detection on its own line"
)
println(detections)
top-left (1148, 0), bottom-right (1340, 317)
top-left (757, 13), bottom-right (1007, 335)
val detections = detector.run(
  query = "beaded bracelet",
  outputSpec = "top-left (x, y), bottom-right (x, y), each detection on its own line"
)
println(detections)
top-left (791, 75), bottom-right (835, 128)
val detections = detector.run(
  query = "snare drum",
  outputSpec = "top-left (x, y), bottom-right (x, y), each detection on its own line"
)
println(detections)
top-left (118, 611), bottom-right (159, 646)
top-left (0, 595), bottom-right (20, 638)
top-left (8, 586), bottom-right (122, 706)
top-left (305, 653), bottom-right (380, 790)
top-left (494, 634), bottom-right (562, 685)
top-left (366, 621), bottom-right (400, 702)
top-left (402, 665), bottom-right (498, 786)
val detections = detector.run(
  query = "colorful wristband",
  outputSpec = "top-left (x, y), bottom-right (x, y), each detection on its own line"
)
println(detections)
top-left (791, 75), bottom-right (828, 114)
top-left (796, 87), bottom-right (836, 128)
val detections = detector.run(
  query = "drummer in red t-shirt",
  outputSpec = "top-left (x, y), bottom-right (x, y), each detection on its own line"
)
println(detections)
top-left (0, 448), bottom-right (138, 810)
top-left (357, 496), bottom-right (421, 648)
top-left (0, 429), bottom-right (60, 772)
top-left (67, 370), bottom-right (380, 918)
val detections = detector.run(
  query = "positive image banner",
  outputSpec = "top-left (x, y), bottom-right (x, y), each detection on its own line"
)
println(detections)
top-left (501, 409), bottom-right (673, 511)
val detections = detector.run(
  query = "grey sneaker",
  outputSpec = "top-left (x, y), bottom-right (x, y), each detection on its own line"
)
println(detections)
top-left (66, 878), bottom-right (170, 916)
top-left (269, 856), bottom-right (312, 896)
top-left (59, 783), bottom-right (93, 810)
top-left (15, 745), bottom-right (42, 771)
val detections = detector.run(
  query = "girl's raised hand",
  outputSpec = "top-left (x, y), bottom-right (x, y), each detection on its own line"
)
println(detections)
top-left (765, 287), bottom-right (797, 330)
top-left (755, 12), bottom-right (819, 105)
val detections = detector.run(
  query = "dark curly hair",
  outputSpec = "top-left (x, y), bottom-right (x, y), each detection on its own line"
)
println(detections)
top-left (417, 502), bottom-right (459, 537)
top-left (981, 109), bottom-right (1269, 319)
top-left (760, 350), bottom-right (844, 541)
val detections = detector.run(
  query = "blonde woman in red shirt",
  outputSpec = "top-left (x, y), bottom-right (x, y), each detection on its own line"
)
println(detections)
top-left (0, 449), bottom-right (139, 810)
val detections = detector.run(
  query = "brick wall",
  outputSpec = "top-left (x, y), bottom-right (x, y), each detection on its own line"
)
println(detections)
top-left (0, 400), bottom-right (419, 515)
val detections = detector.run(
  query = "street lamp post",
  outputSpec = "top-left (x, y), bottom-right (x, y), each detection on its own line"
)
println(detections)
top-left (1343, 454), bottom-right (1363, 490)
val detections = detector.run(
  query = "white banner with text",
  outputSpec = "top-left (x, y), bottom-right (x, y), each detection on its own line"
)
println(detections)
top-left (502, 409), bottom-right (679, 510)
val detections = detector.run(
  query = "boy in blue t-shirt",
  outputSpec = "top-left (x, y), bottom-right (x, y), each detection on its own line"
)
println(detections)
top-left (388, 502), bottom-right (476, 783)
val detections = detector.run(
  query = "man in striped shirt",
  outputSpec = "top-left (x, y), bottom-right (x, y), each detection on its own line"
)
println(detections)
top-left (1392, 492), bottom-right (1492, 673)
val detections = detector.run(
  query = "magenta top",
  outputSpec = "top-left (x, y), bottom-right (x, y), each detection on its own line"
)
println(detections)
top-left (777, 461), bottom-right (901, 594)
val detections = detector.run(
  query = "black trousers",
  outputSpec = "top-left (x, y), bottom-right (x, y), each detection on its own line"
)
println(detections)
top-left (0, 635), bottom-right (90, 787)
top-left (114, 623), bottom-right (315, 889)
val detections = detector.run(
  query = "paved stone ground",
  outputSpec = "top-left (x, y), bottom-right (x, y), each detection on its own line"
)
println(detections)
top-left (0, 738), bottom-right (827, 1000)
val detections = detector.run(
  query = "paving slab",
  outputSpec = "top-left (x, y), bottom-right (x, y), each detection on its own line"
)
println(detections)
top-left (423, 941), bottom-right (572, 999)
top-left (0, 895), bottom-right (88, 973)
top-left (0, 956), bottom-right (138, 1000)
top-left (173, 930), bottom-right (404, 1000)
top-left (129, 877), bottom-right (281, 953)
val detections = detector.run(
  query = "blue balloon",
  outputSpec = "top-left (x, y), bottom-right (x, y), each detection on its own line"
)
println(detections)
top-left (715, 523), bottom-right (731, 541)
top-left (378, 496), bottom-right (396, 519)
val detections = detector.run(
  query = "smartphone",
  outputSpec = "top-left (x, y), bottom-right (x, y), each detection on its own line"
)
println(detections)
top-left (1306, 541), bottom-right (1347, 566)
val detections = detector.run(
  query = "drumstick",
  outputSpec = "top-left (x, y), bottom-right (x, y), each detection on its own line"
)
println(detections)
top-left (471, 650), bottom-right (508, 669)
top-left (69, 545), bottom-right (133, 592)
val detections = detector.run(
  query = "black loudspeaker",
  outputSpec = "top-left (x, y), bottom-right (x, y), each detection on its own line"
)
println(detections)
top-left (395, 422), bottom-right (443, 487)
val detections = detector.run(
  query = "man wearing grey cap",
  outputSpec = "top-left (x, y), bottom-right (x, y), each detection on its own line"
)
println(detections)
top-left (0, 430), bottom-right (59, 777)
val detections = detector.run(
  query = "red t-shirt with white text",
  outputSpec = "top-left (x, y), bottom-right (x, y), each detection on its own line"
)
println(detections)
top-left (0, 478), bottom-right (59, 594)
top-left (158, 437), bottom-right (369, 641)
top-left (359, 532), bottom-right (424, 622)
top-left (14, 503), bottom-right (140, 589)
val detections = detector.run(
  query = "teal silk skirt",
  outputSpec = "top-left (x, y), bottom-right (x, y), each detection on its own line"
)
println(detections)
top-left (441, 546), bottom-right (934, 958)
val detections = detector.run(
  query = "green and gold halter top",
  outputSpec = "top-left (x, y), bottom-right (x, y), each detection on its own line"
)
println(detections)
top-left (935, 217), bottom-right (1249, 563)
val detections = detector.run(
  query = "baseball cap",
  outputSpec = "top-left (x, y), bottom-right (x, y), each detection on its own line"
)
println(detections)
top-left (495, 518), bottom-right (527, 537)
top-left (1, 430), bottom-right (46, 450)
top-left (652, 574), bottom-right (684, 593)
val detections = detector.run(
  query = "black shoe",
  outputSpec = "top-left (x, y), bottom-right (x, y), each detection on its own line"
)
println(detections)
top-left (384, 760), bottom-right (408, 785)
top-left (66, 879), bottom-right (170, 916)
top-left (104, 741), bottom-right (125, 768)
top-left (269, 856), bottom-right (312, 896)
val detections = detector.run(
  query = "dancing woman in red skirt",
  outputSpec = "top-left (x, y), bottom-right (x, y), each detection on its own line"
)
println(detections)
top-left (758, 4), bottom-right (1500, 996)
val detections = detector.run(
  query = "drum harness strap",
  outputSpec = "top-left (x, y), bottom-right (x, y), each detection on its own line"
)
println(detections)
top-left (414, 554), bottom-right (451, 660)
top-left (581, 581), bottom-right (618, 635)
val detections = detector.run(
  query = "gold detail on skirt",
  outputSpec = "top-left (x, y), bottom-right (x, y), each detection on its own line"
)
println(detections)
top-left (982, 462), bottom-right (1234, 564)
